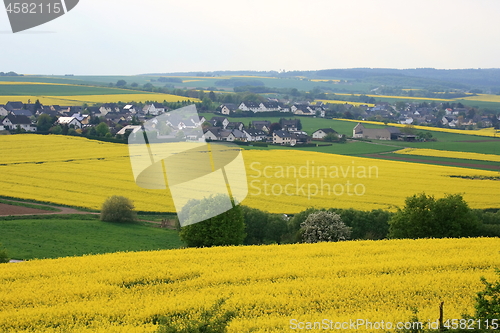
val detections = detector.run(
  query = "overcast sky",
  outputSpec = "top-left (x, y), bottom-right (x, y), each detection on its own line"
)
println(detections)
top-left (1, 0), bottom-right (499, 75)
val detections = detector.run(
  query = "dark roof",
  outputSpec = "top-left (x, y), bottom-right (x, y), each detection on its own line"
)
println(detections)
top-left (273, 130), bottom-right (291, 138)
top-left (6, 101), bottom-right (24, 110)
top-left (226, 122), bottom-right (243, 129)
top-left (10, 109), bottom-right (33, 117)
top-left (315, 128), bottom-right (337, 134)
top-left (3, 114), bottom-right (32, 124)
top-left (211, 116), bottom-right (227, 122)
top-left (220, 103), bottom-right (237, 110)
top-left (241, 101), bottom-right (260, 108)
top-left (386, 127), bottom-right (401, 134)
top-left (245, 128), bottom-right (265, 136)
top-left (152, 103), bottom-right (165, 108)
top-left (252, 120), bottom-right (271, 126)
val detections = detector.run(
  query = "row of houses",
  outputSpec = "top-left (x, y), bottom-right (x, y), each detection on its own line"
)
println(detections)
top-left (219, 102), bottom-right (326, 117)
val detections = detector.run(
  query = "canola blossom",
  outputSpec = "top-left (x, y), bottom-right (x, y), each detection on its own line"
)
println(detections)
top-left (0, 94), bottom-right (198, 105)
top-left (394, 148), bottom-right (500, 163)
top-left (1, 135), bottom-right (499, 213)
top-left (0, 238), bottom-right (499, 332)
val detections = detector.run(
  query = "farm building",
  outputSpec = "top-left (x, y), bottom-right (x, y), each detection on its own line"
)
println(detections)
top-left (352, 123), bottom-right (401, 140)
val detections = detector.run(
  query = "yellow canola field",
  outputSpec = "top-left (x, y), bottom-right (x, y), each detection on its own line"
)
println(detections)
top-left (0, 94), bottom-right (198, 105)
top-left (0, 238), bottom-right (499, 332)
top-left (460, 93), bottom-right (500, 103)
top-left (1, 135), bottom-right (499, 213)
top-left (315, 99), bottom-right (375, 107)
top-left (395, 148), bottom-right (500, 163)
top-left (340, 118), bottom-right (500, 137)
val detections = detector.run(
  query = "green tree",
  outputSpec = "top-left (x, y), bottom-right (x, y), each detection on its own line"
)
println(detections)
top-left (95, 122), bottom-right (110, 137)
top-left (37, 114), bottom-right (53, 132)
top-left (100, 195), bottom-right (137, 223)
top-left (300, 211), bottom-right (352, 243)
top-left (34, 99), bottom-right (42, 112)
top-left (475, 269), bottom-right (500, 321)
top-left (388, 193), bottom-right (479, 239)
top-left (208, 91), bottom-right (216, 101)
top-left (179, 195), bottom-right (246, 247)
top-left (116, 79), bottom-right (127, 87)
top-left (49, 125), bottom-right (63, 134)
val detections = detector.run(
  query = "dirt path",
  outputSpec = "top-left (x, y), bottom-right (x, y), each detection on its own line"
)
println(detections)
top-left (0, 199), bottom-right (174, 228)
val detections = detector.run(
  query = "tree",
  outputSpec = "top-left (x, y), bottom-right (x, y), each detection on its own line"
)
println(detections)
top-left (116, 80), bottom-right (127, 87)
top-left (37, 114), bottom-right (53, 132)
top-left (388, 193), bottom-right (479, 239)
top-left (300, 211), bottom-right (352, 243)
top-left (100, 195), bottom-right (137, 223)
top-left (475, 269), bottom-right (500, 321)
top-left (268, 122), bottom-right (282, 135)
top-left (179, 195), bottom-right (246, 247)
top-left (49, 125), bottom-right (63, 134)
top-left (208, 91), bottom-right (216, 102)
top-left (0, 243), bottom-right (8, 263)
top-left (95, 122), bottom-right (110, 137)
top-left (131, 82), bottom-right (139, 88)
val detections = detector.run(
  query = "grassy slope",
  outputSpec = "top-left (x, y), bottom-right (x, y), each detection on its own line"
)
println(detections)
top-left (0, 84), bottom-right (140, 96)
top-left (0, 216), bottom-right (184, 260)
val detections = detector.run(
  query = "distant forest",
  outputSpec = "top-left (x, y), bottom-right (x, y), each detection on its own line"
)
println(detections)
top-left (149, 68), bottom-right (500, 93)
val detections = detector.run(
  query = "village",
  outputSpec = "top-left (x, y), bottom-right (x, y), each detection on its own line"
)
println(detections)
top-left (0, 97), bottom-right (498, 145)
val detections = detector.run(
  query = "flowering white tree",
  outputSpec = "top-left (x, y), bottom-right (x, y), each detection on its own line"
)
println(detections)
top-left (301, 211), bottom-right (352, 243)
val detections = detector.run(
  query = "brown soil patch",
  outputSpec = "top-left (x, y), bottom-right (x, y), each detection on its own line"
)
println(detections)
top-left (364, 154), bottom-right (500, 170)
top-left (0, 203), bottom-right (57, 215)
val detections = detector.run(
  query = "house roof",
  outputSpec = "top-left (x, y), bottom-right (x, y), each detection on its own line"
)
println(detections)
top-left (386, 127), bottom-right (401, 134)
top-left (315, 128), bottom-right (337, 134)
top-left (273, 130), bottom-right (291, 138)
top-left (57, 117), bottom-right (81, 124)
top-left (3, 114), bottom-right (31, 124)
top-left (241, 101), bottom-right (260, 108)
top-left (245, 128), bottom-right (265, 136)
top-left (152, 103), bottom-right (165, 108)
top-left (10, 109), bottom-right (33, 117)
top-left (6, 101), bottom-right (24, 110)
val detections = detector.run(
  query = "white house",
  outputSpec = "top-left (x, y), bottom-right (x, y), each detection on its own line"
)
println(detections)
top-left (57, 117), bottom-right (83, 128)
top-left (99, 103), bottom-right (119, 115)
top-left (273, 130), bottom-right (294, 145)
top-left (238, 102), bottom-right (261, 112)
top-left (244, 128), bottom-right (266, 142)
top-left (143, 103), bottom-right (166, 115)
top-left (0, 105), bottom-right (9, 116)
top-left (123, 105), bottom-right (137, 114)
top-left (312, 128), bottom-right (337, 139)
top-left (2, 115), bottom-right (36, 132)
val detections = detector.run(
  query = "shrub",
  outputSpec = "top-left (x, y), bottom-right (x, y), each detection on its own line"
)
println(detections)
top-left (300, 211), bottom-right (352, 243)
top-left (179, 195), bottom-right (246, 247)
top-left (389, 193), bottom-right (479, 239)
top-left (100, 196), bottom-right (137, 223)
top-left (0, 244), bottom-right (8, 263)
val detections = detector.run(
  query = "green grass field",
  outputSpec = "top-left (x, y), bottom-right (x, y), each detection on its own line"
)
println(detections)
top-left (0, 215), bottom-right (184, 260)
top-left (0, 84), bottom-right (140, 96)
top-left (360, 153), bottom-right (500, 171)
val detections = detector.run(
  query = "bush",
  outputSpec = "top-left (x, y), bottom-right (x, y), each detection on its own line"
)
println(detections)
top-left (389, 193), bottom-right (479, 239)
top-left (300, 211), bottom-right (352, 243)
top-left (0, 244), bottom-right (8, 263)
top-left (100, 196), bottom-right (137, 223)
top-left (476, 269), bottom-right (500, 321)
top-left (179, 195), bottom-right (246, 247)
